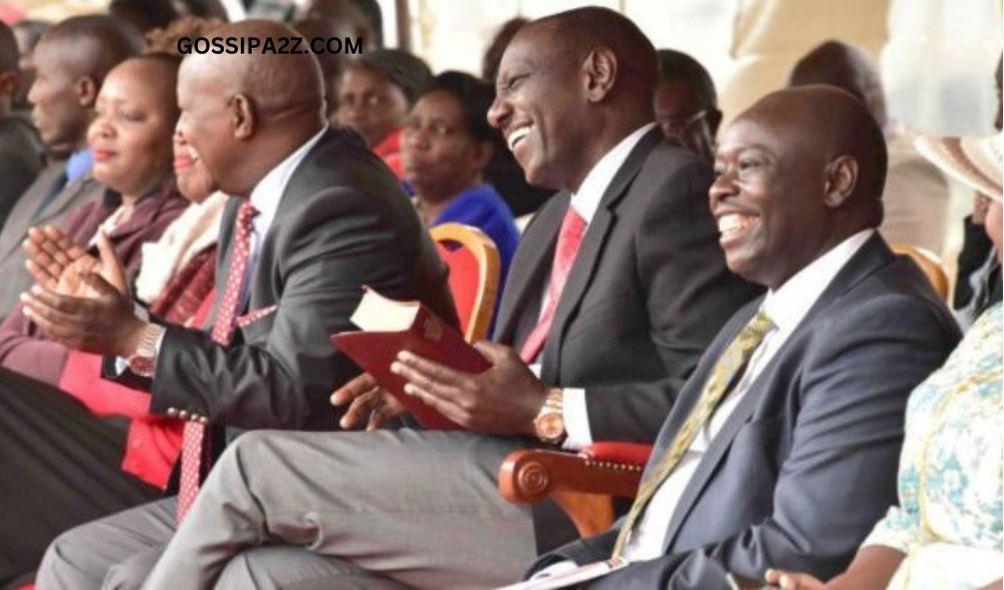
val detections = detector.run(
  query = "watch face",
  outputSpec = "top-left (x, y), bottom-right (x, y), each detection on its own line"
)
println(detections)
top-left (535, 412), bottom-right (564, 439)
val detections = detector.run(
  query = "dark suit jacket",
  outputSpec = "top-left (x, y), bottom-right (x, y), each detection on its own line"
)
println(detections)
top-left (138, 127), bottom-right (457, 433)
top-left (0, 117), bottom-right (44, 229)
top-left (531, 235), bottom-right (962, 588)
top-left (0, 180), bottom-right (187, 385)
top-left (494, 128), bottom-right (762, 550)
top-left (0, 159), bottom-right (101, 313)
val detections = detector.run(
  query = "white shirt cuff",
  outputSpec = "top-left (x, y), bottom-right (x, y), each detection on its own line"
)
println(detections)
top-left (561, 388), bottom-right (591, 450)
top-left (114, 304), bottom-right (164, 376)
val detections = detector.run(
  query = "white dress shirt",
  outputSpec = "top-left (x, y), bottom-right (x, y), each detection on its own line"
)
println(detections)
top-left (622, 228), bottom-right (875, 560)
top-left (526, 122), bottom-right (656, 450)
top-left (240, 124), bottom-right (327, 305)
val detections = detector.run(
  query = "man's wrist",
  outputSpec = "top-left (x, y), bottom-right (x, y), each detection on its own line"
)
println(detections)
top-left (124, 321), bottom-right (165, 377)
top-left (532, 386), bottom-right (567, 444)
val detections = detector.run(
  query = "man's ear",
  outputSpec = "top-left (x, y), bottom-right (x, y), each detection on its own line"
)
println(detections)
top-left (0, 71), bottom-right (16, 99)
top-left (582, 46), bottom-right (617, 103)
top-left (74, 75), bottom-right (98, 107)
top-left (230, 93), bottom-right (257, 140)
top-left (822, 155), bottom-right (858, 208)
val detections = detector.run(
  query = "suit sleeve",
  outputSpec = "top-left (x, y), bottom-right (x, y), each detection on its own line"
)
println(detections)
top-left (583, 161), bottom-right (761, 442)
top-left (147, 187), bottom-right (416, 429)
top-left (539, 295), bottom-right (957, 588)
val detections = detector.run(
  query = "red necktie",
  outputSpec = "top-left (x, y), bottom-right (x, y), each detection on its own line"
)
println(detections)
top-left (519, 206), bottom-right (587, 364)
top-left (177, 201), bottom-right (258, 522)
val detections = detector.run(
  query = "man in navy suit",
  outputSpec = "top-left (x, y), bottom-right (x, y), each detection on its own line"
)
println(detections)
top-left (524, 85), bottom-right (961, 588)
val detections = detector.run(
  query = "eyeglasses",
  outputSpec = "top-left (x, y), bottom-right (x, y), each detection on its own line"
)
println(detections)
top-left (657, 109), bottom-right (708, 135)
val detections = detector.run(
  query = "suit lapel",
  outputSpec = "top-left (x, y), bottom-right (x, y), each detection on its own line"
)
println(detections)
top-left (539, 128), bottom-right (662, 381)
top-left (493, 194), bottom-right (566, 344)
top-left (659, 234), bottom-right (895, 549)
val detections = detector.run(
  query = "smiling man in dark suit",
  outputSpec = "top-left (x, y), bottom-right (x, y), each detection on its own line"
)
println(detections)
top-left (26, 19), bottom-right (456, 589)
top-left (137, 7), bottom-right (760, 589)
top-left (518, 85), bottom-right (962, 589)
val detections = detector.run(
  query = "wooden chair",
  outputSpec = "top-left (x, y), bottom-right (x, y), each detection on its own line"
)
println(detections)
top-left (891, 243), bottom-right (949, 300)
top-left (430, 222), bottom-right (501, 343)
top-left (498, 442), bottom-right (653, 537)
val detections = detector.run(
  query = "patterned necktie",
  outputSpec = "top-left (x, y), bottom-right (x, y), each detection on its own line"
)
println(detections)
top-left (519, 206), bottom-right (587, 363)
top-left (611, 310), bottom-right (775, 557)
top-left (176, 201), bottom-right (259, 522)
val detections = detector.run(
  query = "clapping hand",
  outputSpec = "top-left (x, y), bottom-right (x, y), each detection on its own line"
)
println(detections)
top-left (20, 226), bottom-right (145, 358)
top-left (23, 226), bottom-right (128, 298)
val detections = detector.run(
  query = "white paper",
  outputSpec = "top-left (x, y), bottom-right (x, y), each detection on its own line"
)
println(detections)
top-left (495, 558), bottom-right (629, 590)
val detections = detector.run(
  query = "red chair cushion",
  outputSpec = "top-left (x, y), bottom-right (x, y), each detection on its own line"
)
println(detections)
top-left (435, 242), bottom-right (480, 336)
top-left (580, 442), bottom-right (654, 467)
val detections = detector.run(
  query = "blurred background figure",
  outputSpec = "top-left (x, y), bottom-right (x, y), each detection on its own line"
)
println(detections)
top-left (336, 48), bottom-right (432, 179)
top-left (403, 71), bottom-right (519, 285)
top-left (0, 20), bottom-right (43, 229)
top-left (293, 11), bottom-right (377, 121)
top-left (10, 18), bottom-right (47, 121)
top-left (655, 48), bottom-right (722, 164)
top-left (788, 39), bottom-right (952, 256)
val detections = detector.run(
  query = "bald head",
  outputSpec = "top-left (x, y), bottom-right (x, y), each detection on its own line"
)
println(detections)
top-left (176, 20), bottom-right (326, 197)
top-left (788, 40), bottom-right (887, 129)
top-left (181, 20), bottom-right (324, 118)
top-left (748, 85), bottom-right (887, 213)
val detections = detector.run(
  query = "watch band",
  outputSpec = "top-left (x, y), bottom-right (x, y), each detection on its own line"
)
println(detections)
top-left (126, 322), bottom-right (166, 378)
top-left (533, 388), bottom-right (567, 445)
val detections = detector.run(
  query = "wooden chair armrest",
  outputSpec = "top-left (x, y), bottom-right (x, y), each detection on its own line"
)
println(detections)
top-left (498, 448), bottom-right (645, 505)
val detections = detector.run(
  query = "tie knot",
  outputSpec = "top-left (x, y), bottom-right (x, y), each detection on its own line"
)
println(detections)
top-left (237, 201), bottom-right (259, 225)
top-left (561, 205), bottom-right (586, 236)
top-left (744, 309), bottom-right (775, 341)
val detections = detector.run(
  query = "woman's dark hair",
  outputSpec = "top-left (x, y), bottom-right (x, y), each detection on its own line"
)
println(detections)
top-left (350, 48), bottom-right (432, 105)
top-left (420, 71), bottom-right (496, 143)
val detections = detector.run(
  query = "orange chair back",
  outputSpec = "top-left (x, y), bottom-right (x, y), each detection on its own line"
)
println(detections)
top-left (430, 223), bottom-right (501, 343)
top-left (891, 243), bottom-right (949, 300)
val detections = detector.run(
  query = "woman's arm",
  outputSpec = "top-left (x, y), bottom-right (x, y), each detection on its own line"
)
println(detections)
top-left (764, 545), bottom-right (905, 590)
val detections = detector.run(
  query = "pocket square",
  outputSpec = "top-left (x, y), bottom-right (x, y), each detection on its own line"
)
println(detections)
top-left (236, 304), bottom-right (278, 328)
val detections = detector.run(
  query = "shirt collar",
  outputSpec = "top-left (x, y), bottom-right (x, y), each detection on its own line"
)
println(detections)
top-left (569, 122), bottom-right (656, 224)
top-left (65, 148), bottom-right (93, 183)
top-left (762, 228), bottom-right (875, 333)
top-left (248, 124), bottom-right (327, 233)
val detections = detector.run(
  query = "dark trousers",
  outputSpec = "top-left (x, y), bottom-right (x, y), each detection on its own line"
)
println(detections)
top-left (0, 368), bottom-right (160, 585)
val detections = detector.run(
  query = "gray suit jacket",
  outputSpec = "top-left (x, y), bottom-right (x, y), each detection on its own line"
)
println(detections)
top-left (494, 129), bottom-right (762, 550)
top-left (0, 157), bottom-right (102, 313)
top-left (139, 127), bottom-right (456, 432)
top-left (532, 235), bottom-right (961, 588)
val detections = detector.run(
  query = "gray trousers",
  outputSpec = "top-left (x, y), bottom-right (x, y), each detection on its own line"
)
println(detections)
top-left (38, 429), bottom-right (537, 589)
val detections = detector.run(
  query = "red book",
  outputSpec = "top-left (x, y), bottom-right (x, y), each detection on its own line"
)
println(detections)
top-left (332, 287), bottom-right (490, 430)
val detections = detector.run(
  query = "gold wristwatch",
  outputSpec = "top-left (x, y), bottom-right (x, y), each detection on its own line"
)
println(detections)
top-left (126, 322), bottom-right (166, 378)
top-left (533, 388), bottom-right (566, 445)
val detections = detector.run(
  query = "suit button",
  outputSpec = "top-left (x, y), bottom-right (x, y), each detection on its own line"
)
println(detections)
top-left (166, 408), bottom-right (178, 417)
top-left (179, 410), bottom-right (189, 420)
top-left (198, 416), bottom-right (209, 424)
